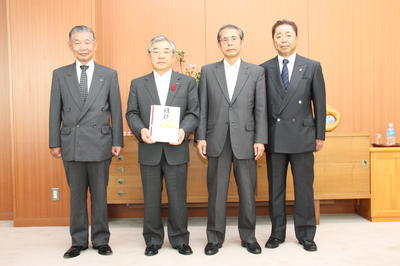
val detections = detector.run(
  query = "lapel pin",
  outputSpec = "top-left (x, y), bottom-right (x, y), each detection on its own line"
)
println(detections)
top-left (299, 68), bottom-right (303, 72)
top-left (171, 83), bottom-right (177, 92)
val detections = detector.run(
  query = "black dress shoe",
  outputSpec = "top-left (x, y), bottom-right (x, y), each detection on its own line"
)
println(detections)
top-left (145, 244), bottom-right (161, 256)
top-left (299, 240), bottom-right (318, 251)
top-left (204, 243), bottom-right (222, 255)
top-left (265, 237), bottom-right (284, 249)
top-left (174, 244), bottom-right (193, 255)
top-left (63, 246), bottom-right (88, 258)
top-left (241, 241), bottom-right (262, 254)
top-left (93, 244), bottom-right (113, 255)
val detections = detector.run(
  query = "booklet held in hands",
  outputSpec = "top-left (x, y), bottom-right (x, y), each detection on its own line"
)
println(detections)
top-left (149, 105), bottom-right (180, 143)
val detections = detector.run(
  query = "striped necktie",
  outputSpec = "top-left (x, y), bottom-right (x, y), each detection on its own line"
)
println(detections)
top-left (281, 59), bottom-right (289, 90)
top-left (79, 65), bottom-right (89, 101)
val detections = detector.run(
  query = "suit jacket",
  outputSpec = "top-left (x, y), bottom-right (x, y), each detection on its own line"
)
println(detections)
top-left (195, 60), bottom-right (268, 159)
top-left (49, 62), bottom-right (123, 161)
top-left (126, 71), bottom-right (199, 166)
top-left (260, 54), bottom-right (326, 154)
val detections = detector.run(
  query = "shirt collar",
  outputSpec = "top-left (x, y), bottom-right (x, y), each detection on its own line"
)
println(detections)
top-left (76, 59), bottom-right (94, 69)
top-left (224, 58), bottom-right (241, 70)
top-left (153, 68), bottom-right (172, 79)
top-left (278, 53), bottom-right (296, 65)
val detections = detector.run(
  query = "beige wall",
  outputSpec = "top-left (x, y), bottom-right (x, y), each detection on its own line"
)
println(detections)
top-left (1, 0), bottom-right (399, 225)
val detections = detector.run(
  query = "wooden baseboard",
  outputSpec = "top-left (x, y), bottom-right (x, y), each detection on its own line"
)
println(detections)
top-left (108, 199), bottom-right (360, 218)
top-left (370, 217), bottom-right (400, 222)
top-left (9, 200), bottom-right (366, 226)
top-left (13, 217), bottom-right (69, 227)
top-left (0, 211), bottom-right (13, 220)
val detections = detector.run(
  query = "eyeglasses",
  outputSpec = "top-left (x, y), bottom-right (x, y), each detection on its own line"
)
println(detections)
top-left (219, 36), bottom-right (240, 43)
top-left (150, 49), bottom-right (172, 55)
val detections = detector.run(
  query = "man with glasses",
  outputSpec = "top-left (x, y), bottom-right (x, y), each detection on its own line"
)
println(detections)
top-left (195, 24), bottom-right (268, 255)
top-left (126, 35), bottom-right (199, 256)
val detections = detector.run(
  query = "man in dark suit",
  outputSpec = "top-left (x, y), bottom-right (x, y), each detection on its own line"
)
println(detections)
top-left (49, 25), bottom-right (123, 258)
top-left (126, 35), bottom-right (199, 256)
top-left (195, 25), bottom-right (268, 255)
top-left (260, 19), bottom-right (326, 252)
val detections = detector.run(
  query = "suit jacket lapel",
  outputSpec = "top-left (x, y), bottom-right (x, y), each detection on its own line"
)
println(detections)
top-left (79, 63), bottom-right (105, 121)
top-left (271, 57), bottom-right (286, 99)
top-left (165, 71), bottom-right (181, 106)
top-left (278, 56), bottom-right (307, 114)
top-left (214, 61), bottom-right (230, 103)
top-left (230, 61), bottom-right (249, 104)
top-left (65, 63), bottom-right (83, 110)
top-left (144, 73), bottom-right (161, 105)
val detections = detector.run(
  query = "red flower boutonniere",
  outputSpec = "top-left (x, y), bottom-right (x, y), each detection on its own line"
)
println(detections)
top-left (171, 83), bottom-right (177, 92)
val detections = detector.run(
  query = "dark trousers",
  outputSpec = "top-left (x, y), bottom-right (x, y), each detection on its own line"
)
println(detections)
top-left (266, 152), bottom-right (316, 242)
top-left (207, 134), bottom-right (257, 245)
top-left (63, 159), bottom-right (111, 247)
top-left (139, 152), bottom-right (189, 247)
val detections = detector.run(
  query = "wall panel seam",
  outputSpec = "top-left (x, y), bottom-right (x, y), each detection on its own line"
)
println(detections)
top-left (5, 0), bottom-right (16, 222)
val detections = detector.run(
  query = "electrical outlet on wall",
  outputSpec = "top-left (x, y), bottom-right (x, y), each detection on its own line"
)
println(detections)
top-left (51, 188), bottom-right (60, 201)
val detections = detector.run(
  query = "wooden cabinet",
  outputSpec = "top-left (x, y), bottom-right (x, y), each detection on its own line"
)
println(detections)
top-left (107, 139), bottom-right (143, 204)
top-left (359, 147), bottom-right (400, 221)
top-left (259, 132), bottom-right (371, 202)
top-left (108, 132), bottom-right (370, 208)
top-left (313, 132), bottom-right (370, 200)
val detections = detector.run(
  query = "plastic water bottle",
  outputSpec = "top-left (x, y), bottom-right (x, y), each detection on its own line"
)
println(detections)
top-left (386, 123), bottom-right (396, 145)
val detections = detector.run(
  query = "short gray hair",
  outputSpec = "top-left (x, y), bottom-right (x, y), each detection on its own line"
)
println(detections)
top-left (69, 25), bottom-right (96, 41)
top-left (217, 24), bottom-right (244, 41)
top-left (147, 35), bottom-right (176, 53)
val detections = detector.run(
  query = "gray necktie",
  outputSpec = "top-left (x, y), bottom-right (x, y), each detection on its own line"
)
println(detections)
top-left (79, 65), bottom-right (89, 101)
top-left (281, 59), bottom-right (289, 90)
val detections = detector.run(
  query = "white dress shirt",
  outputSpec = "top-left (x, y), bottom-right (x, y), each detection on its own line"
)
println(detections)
top-left (278, 53), bottom-right (297, 82)
top-left (154, 69), bottom-right (172, 106)
top-left (76, 59), bottom-right (95, 92)
top-left (224, 58), bottom-right (241, 100)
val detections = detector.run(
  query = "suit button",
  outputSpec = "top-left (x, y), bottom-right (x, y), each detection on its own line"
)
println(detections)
top-left (298, 100), bottom-right (302, 104)
top-left (76, 125), bottom-right (80, 128)
top-left (277, 118), bottom-right (281, 122)
top-left (292, 118), bottom-right (296, 122)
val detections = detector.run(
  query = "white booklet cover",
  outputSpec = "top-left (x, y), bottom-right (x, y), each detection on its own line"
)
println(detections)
top-left (149, 105), bottom-right (180, 143)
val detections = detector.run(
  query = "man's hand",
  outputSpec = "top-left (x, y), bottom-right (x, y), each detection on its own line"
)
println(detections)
top-left (169, 129), bottom-right (185, 146)
top-left (197, 140), bottom-right (207, 159)
top-left (50, 147), bottom-right (62, 159)
top-left (254, 143), bottom-right (265, 160)
top-left (316, 139), bottom-right (324, 152)
top-left (140, 128), bottom-right (156, 144)
top-left (112, 146), bottom-right (122, 156)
